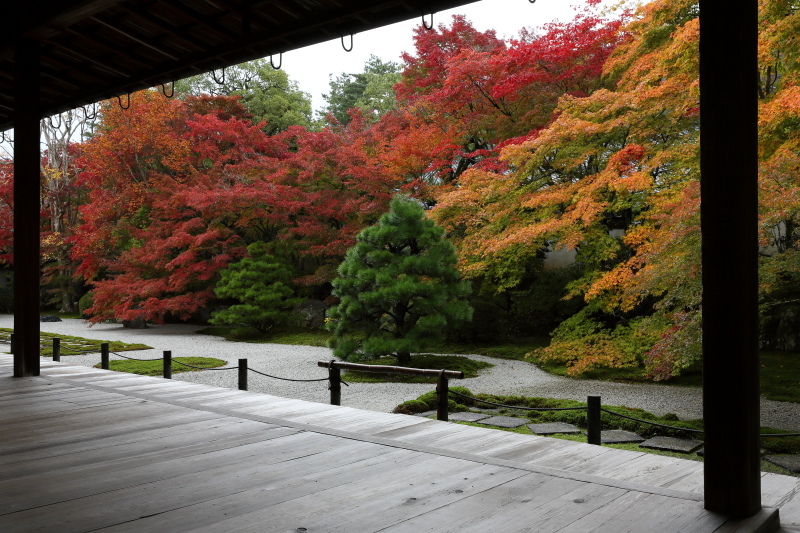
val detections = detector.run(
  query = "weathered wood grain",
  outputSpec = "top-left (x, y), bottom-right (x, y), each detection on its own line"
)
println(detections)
top-left (0, 355), bottom-right (790, 532)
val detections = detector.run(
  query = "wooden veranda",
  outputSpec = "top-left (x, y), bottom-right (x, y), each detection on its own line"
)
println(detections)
top-left (0, 0), bottom-right (771, 524)
top-left (1, 355), bottom-right (794, 532)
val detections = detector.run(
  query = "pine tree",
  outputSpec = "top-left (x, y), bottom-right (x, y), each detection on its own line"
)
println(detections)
top-left (327, 195), bottom-right (472, 365)
top-left (210, 242), bottom-right (301, 332)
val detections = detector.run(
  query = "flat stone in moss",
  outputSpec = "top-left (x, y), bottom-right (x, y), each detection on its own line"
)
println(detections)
top-left (528, 422), bottom-right (582, 435)
top-left (477, 416), bottom-right (527, 428)
top-left (765, 455), bottom-right (800, 473)
top-left (640, 436), bottom-right (703, 453)
top-left (601, 430), bottom-right (645, 444)
top-left (448, 412), bottom-right (490, 422)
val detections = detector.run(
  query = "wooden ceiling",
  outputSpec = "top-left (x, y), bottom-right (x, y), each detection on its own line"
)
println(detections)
top-left (1, 0), bottom-right (478, 131)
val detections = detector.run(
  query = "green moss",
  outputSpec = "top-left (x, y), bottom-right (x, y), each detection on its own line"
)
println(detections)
top-left (195, 325), bottom-right (330, 346)
top-left (0, 328), bottom-right (151, 357)
top-left (392, 389), bottom-right (800, 474)
top-left (341, 355), bottom-right (492, 383)
top-left (95, 357), bottom-right (227, 376)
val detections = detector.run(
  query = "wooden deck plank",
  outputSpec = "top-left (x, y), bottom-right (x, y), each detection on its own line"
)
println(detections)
top-left (95, 447), bottom-right (429, 533)
top-left (0, 440), bottom-right (406, 532)
top-left (0, 356), bottom-right (789, 532)
top-left (557, 490), bottom-right (726, 533)
top-left (379, 473), bottom-right (612, 532)
top-left (204, 459), bottom-right (528, 533)
top-left (0, 429), bottom-right (319, 514)
top-left (0, 417), bottom-right (273, 480)
top-left (0, 408), bottom-right (222, 455)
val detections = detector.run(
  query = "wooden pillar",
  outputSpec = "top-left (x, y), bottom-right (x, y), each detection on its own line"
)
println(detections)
top-left (700, 0), bottom-right (760, 516)
top-left (12, 40), bottom-right (41, 378)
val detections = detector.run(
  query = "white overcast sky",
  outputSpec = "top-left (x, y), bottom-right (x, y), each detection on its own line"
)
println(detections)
top-left (281, 0), bottom-right (614, 113)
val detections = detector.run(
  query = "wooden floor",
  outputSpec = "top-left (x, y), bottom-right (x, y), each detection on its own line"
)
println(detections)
top-left (0, 356), bottom-right (794, 532)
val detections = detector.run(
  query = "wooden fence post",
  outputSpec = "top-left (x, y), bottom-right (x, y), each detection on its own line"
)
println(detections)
top-left (587, 395), bottom-right (601, 445)
top-left (9, 333), bottom-right (13, 354)
top-left (329, 365), bottom-right (341, 406)
top-left (437, 370), bottom-right (449, 422)
top-left (238, 358), bottom-right (247, 391)
top-left (52, 338), bottom-right (60, 362)
top-left (101, 342), bottom-right (109, 370)
top-left (163, 350), bottom-right (172, 379)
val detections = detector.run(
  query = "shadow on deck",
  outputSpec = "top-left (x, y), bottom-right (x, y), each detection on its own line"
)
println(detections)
top-left (0, 355), bottom-right (794, 532)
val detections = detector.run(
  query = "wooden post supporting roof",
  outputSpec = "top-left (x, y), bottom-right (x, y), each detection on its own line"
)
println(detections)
top-left (700, 0), bottom-right (761, 516)
top-left (12, 40), bottom-right (41, 377)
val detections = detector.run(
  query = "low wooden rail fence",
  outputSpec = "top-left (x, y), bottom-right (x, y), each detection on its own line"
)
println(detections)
top-left (32, 335), bottom-right (800, 440)
top-left (317, 360), bottom-right (464, 421)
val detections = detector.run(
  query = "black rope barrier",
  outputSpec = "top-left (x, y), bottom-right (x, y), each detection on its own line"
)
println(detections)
top-left (761, 432), bottom-right (800, 438)
top-left (599, 408), bottom-right (705, 434)
top-left (171, 359), bottom-right (238, 371)
top-left (58, 347), bottom-right (100, 355)
top-left (110, 351), bottom-right (163, 362)
top-left (247, 367), bottom-right (331, 382)
top-left (449, 390), bottom-right (586, 411)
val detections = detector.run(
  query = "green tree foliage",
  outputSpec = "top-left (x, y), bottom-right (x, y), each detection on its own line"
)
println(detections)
top-left (176, 59), bottom-right (313, 134)
top-left (327, 196), bottom-right (472, 365)
top-left (322, 55), bottom-right (401, 124)
top-left (210, 242), bottom-right (302, 332)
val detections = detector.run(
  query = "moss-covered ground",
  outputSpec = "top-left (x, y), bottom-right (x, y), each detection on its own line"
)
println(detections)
top-left (95, 357), bottom-right (227, 376)
top-left (394, 388), bottom-right (800, 477)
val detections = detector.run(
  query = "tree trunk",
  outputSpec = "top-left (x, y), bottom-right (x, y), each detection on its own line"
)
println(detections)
top-left (396, 350), bottom-right (411, 366)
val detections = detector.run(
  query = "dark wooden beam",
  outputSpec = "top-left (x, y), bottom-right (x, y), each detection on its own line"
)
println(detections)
top-left (12, 39), bottom-right (41, 378)
top-left (700, 0), bottom-right (761, 517)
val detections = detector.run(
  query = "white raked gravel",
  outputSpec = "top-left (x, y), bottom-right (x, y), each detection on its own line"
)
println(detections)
top-left (12, 317), bottom-right (800, 431)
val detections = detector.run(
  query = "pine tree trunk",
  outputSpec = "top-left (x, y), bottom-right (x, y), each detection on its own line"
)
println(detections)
top-left (396, 351), bottom-right (411, 366)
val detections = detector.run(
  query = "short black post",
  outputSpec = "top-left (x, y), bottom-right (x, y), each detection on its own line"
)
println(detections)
top-left (163, 350), bottom-right (172, 379)
top-left (329, 366), bottom-right (341, 406)
top-left (101, 342), bottom-right (109, 370)
top-left (238, 358), bottom-right (247, 391)
top-left (436, 371), bottom-right (449, 422)
top-left (52, 338), bottom-right (60, 362)
top-left (9, 333), bottom-right (13, 354)
top-left (587, 395), bottom-right (601, 445)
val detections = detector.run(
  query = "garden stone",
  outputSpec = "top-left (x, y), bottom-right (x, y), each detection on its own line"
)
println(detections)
top-left (448, 412), bottom-right (490, 422)
top-left (477, 416), bottom-right (527, 428)
top-left (765, 455), bottom-right (800, 473)
top-left (601, 429), bottom-right (645, 444)
top-left (293, 299), bottom-right (327, 328)
top-left (640, 436), bottom-right (703, 453)
top-left (527, 422), bottom-right (582, 435)
top-left (40, 315), bottom-right (61, 322)
top-left (413, 410), bottom-right (437, 418)
top-left (122, 317), bottom-right (147, 329)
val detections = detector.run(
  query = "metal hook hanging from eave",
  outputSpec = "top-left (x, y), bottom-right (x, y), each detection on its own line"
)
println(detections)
top-left (422, 11), bottom-right (434, 30)
top-left (340, 33), bottom-right (353, 52)
top-left (270, 53), bottom-right (282, 70)
top-left (211, 68), bottom-right (226, 85)
top-left (117, 93), bottom-right (131, 110)
top-left (47, 113), bottom-right (62, 129)
top-left (82, 103), bottom-right (97, 121)
top-left (161, 81), bottom-right (175, 98)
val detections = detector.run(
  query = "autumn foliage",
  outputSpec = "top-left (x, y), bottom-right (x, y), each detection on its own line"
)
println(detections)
top-left (7, 0), bottom-right (800, 380)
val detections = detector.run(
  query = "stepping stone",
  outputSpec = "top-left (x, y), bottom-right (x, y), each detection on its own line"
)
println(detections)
top-left (640, 436), bottom-right (703, 453)
top-left (413, 410), bottom-right (437, 418)
top-left (601, 429), bottom-right (645, 444)
top-left (765, 455), bottom-right (800, 473)
top-left (527, 422), bottom-right (582, 435)
top-left (477, 416), bottom-right (527, 428)
top-left (448, 412), bottom-right (490, 422)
